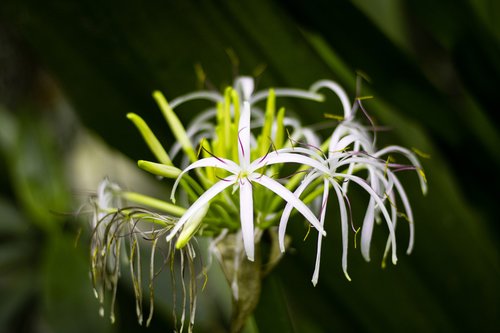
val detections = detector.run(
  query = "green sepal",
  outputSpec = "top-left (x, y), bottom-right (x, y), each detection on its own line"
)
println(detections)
top-left (137, 160), bottom-right (181, 178)
top-left (258, 89), bottom-right (276, 157)
top-left (274, 107), bottom-right (285, 150)
top-left (122, 191), bottom-right (186, 216)
top-left (127, 113), bottom-right (172, 165)
top-left (152, 90), bottom-right (197, 162)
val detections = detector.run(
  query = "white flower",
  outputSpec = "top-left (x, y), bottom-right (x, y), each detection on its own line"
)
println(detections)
top-left (278, 81), bottom-right (427, 284)
top-left (168, 78), bottom-right (326, 261)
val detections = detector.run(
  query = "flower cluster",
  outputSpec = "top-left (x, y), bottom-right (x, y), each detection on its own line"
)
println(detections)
top-left (89, 76), bottom-right (426, 330)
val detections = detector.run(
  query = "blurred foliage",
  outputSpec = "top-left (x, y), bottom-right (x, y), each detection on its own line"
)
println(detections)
top-left (1, 0), bottom-right (499, 332)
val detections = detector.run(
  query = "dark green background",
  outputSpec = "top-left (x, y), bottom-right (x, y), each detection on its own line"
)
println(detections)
top-left (1, 1), bottom-right (499, 332)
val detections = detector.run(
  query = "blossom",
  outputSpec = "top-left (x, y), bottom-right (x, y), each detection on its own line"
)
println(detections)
top-left (87, 75), bottom-right (427, 331)
top-left (168, 78), bottom-right (326, 261)
top-left (277, 81), bottom-right (427, 284)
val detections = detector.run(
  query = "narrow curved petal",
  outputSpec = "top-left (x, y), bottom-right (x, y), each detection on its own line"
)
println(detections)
top-left (374, 145), bottom-right (427, 195)
top-left (278, 172), bottom-right (321, 252)
top-left (310, 80), bottom-right (352, 119)
top-left (381, 186), bottom-right (398, 266)
top-left (249, 152), bottom-right (330, 175)
top-left (388, 171), bottom-right (415, 254)
top-left (251, 88), bottom-right (324, 104)
top-left (170, 91), bottom-right (223, 109)
top-left (171, 157), bottom-right (240, 202)
top-left (333, 173), bottom-right (398, 265)
top-left (166, 176), bottom-right (237, 242)
top-left (330, 179), bottom-right (351, 281)
top-left (251, 174), bottom-right (326, 236)
top-left (312, 178), bottom-right (330, 286)
top-left (360, 198), bottom-right (376, 262)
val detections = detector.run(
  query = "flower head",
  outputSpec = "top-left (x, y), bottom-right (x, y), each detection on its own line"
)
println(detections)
top-left (87, 75), bottom-right (427, 330)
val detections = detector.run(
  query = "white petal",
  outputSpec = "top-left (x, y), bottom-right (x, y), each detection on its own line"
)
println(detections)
top-left (389, 171), bottom-right (415, 254)
top-left (358, 168), bottom-right (387, 262)
top-left (330, 179), bottom-right (351, 281)
top-left (251, 174), bottom-right (326, 236)
top-left (171, 157), bottom-right (240, 202)
top-left (239, 179), bottom-right (255, 261)
top-left (310, 80), bottom-right (352, 119)
top-left (236, 77), bottom-right (254, 101)
top-left (275, 147), bottom-right (326, 161)
top-left (249, 152), bottom-right (330, 175)
top-left (381, 183), bottom-right (398, 265)
top-left (166, 176), bottom-right (237, 242)
top-left (374, 145), bottom-right (427, 195)
top-left (360, 198), bottom-right (376, 262)
top-left (333, 173), bottom-right (398, 265)
top-left (170, 91), bottom-right (223, 109)
top-left (251, 88), bottom-right (324, 104)
top-left (238, 101), bottom-right (251, 168)
top-left (312, 178), bottom-right (330, 286)
top-left (278, 172), bottom-right (321, 252)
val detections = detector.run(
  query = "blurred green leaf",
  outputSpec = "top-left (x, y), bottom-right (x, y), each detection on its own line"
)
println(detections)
top-left (0, 197), bottom-right (38, 330)
top-left (41, 234), bottom-right (113, 333)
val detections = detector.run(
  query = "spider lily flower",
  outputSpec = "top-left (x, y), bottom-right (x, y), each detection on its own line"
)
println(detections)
top-left (90, 75), bottom-right (426, 331)
top-left (168, 78), bottom-right (326, 261)
top-left (276, 82), bottom-right (426, 284)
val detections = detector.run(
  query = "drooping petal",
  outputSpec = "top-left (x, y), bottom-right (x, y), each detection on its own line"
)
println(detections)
top-left (330, 179), bottom-right (351, 281)
top-left (374, 145), bottom-right (427, 195)
top-left (166, 175), bottom-right (237, 242)
top-left (312, 178), bottom-right (330, 286)
top-left (333, 173), bottom-right (398, 265)
top-left (381, 181), bottom-right (398, 267)
top-left (360, 197), bottom-right (376, 262)
top-left (239, 178), bottom-right (255, 261)
top-left (278, 172), bottom-right (321, 252)
top-left (251, 174), bottom-right (326, 236)
top-left (388, 171), bottom-right (415, 254)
